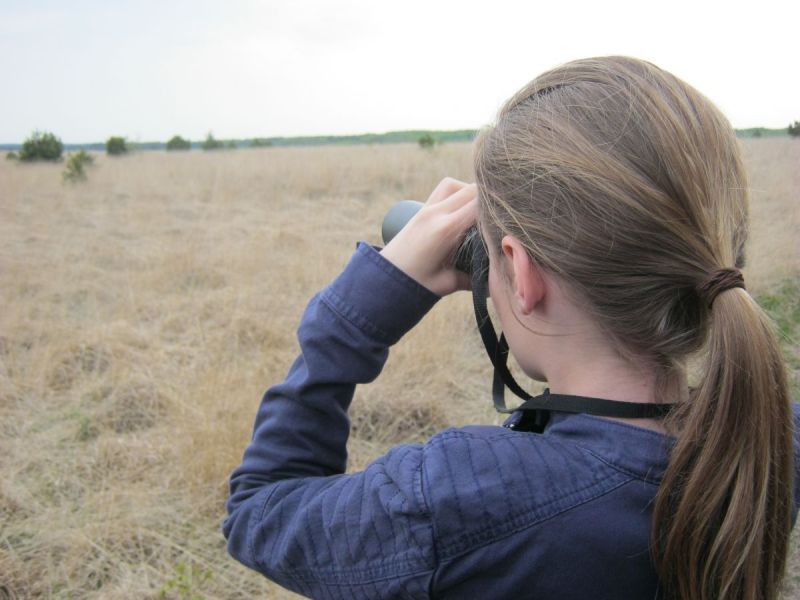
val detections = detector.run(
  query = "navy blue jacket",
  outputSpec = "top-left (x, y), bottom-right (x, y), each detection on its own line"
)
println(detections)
top-left (223, 242), bottom-right (800, 599)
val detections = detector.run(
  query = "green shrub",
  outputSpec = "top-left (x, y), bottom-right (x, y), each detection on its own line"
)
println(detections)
top-left (6, 151), bottom-right (18, 160)
top-left (75, 414), bottom-right (99, 441)
top-left (789, 121), bottom-right (800, 137)
top-left (418, 134), bottom-right (435, 149)
top-left (106, 136), bottom-right (128, 155)
top-left (19, 131), bottom-right (63, 162)
top-left (201, 133), bottom-right (224, 151)
top-left (62, 150), bottom-right (94, 183)
top-left (166, 135), bottom-right (192, 151)
top-left (250, 138), bottom-right (272, 148)
top-left (158, 561), bottom-right (212, 599)
top-left (757, 279), bottom-right (800, 398)
top-left (226, 140), bottom-right (237, 149)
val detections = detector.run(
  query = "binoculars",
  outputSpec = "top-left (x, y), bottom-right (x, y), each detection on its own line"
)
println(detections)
top-left (381, 200), bottom-right (484, 274)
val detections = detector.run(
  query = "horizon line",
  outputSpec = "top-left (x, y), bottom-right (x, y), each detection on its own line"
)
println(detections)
top-left (0, 124), bottom-right (791, 147)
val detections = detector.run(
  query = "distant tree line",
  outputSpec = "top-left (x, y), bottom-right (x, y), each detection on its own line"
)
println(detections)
top-left (5, 129), bottom-right (477, 157)
top-left (4, 131), bottom-right (279, 160)
top-left (6, 120), bottom-right (798, 166)
top-left (737, 124), bottom-right (800, 138)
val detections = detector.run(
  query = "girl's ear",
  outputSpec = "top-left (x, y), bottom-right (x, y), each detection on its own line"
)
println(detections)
top-left (500, 235), bottom-right (545, 315)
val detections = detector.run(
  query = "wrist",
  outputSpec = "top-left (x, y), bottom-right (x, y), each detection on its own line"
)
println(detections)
top-left (321, 243), bottom-right (440, 345)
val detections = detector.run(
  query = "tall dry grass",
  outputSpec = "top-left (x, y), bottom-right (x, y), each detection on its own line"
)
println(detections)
top-left (0, 138), bottom-right (797, 599)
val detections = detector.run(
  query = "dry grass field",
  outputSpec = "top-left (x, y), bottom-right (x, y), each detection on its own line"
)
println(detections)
top-left (0, 138), bottom-right (798, 599)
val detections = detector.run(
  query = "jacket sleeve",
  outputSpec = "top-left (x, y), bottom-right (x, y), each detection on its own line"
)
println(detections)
top-left (223, 243), bottom-right (441, 598)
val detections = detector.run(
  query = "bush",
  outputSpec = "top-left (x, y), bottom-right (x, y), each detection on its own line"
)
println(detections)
top-left (250, 138), bottom-right (272, 148)
top-left (201, 133), bottom-right (224, 151)
top-left (789, 121), bottom-right (800, 137)
top-left (757, 279), bottom-right (800, 398)
top-left (226, 140), bottom-right (237, 149)
top-left (106, 136), bottom-right (128, 155)
top-left (6, 151), bottom-right (18, 160)
top-left (19, 131), bottom-right (63, 162)
top-left (166, 135), bottom-right (191, 151)
top-left (62, 150), bottom-right (94, 183)
top-left (418, 134), bottom-right (435, 149)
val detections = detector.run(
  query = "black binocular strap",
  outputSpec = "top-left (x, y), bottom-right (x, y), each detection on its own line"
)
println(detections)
top-left (469, 245), bottom-right (676, 421)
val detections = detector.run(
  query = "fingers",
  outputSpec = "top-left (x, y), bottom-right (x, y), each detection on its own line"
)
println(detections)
top-left (426, 177), bottom-right (470, 205)
top-left (380, 177), bottom-right (479, 296)
top-left (424, 182), bottom-right (477, 220)
top-left (433, 184), bottom-right (478, 234)
top-left (451, 196), bottom-right (478, 233)
top-left (438, 182), bottom-right (477, 212)
top-left (416, 180), bottom-right (478, 235)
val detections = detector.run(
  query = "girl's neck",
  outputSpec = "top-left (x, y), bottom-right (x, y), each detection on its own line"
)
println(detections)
top-left (540, 345), bottom-right (685, 435)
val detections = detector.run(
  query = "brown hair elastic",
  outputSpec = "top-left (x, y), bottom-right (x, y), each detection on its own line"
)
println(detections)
top-left (697, 268), bottom-right (746, 308)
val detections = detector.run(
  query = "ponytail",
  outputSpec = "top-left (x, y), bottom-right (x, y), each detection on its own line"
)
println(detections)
top-left (652, 288), bottom-right (794, 599)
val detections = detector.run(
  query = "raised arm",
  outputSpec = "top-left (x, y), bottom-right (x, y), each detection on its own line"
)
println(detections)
top-left (223, 243), bottom-right (441, 597)
top-left (223, 179), bottom-right (478, 597)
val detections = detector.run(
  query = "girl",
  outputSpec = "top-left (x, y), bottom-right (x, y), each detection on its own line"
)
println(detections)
top-left (224, 56), bottom-right (798, 599)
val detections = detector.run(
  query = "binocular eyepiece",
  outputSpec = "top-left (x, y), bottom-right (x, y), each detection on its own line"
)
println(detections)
top-left (381, 200), bottom-right (484, 274)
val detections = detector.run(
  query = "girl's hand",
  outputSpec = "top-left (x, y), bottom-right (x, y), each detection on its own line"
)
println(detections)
top-left (380, 177), bottom-right (478, 297)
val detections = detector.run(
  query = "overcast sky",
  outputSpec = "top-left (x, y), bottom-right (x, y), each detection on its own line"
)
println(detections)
top-left (1, 0), bottom-right (797, 143)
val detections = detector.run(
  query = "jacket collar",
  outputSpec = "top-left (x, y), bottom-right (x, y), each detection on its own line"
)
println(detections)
top-left (521, 411), bottom-right (676, 483)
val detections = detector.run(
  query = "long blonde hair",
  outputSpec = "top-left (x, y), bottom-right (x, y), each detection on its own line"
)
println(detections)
top-left (474, 56), bottom-right (793, 600)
